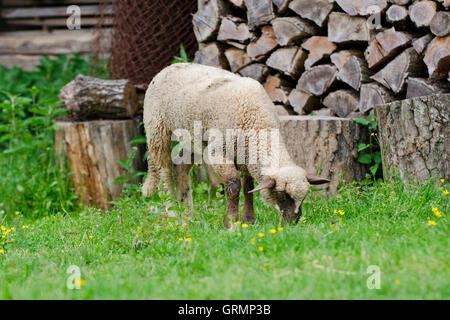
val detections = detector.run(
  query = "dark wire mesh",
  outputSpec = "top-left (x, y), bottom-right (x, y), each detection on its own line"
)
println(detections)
top-left (101, 0), bottom-right (198, 85)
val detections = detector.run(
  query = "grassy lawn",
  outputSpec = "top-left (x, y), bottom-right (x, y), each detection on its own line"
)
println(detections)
top-left (1, 179), bottom-right (448, 299)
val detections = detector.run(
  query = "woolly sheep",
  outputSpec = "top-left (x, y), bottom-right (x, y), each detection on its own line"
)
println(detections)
top-left (142, 63), bottom-right (329, 227)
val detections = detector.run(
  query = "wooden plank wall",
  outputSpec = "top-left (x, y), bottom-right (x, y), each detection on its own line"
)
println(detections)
top-left (0, 0), bottom-right (113, 70)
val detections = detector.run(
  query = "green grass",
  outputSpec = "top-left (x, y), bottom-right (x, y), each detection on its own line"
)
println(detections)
top-left (1, 179), bottom-right (448, 299)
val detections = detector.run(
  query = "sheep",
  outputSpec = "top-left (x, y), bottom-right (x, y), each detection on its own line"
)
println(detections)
top-left (142, 63), bottom-right (329, 227)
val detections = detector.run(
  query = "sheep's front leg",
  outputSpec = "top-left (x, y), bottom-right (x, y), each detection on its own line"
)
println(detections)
top-left (175, 163), bottom-right (194, 222)
top-left (214, 164), bottom-right (241, 228)
top-left (242, 175), bottom-right (255, 224)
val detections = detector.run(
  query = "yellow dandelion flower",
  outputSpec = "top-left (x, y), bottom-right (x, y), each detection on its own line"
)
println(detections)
top-left (251, 238), bottom-right (256, 244)
top-left (0, 226), bottom-right (5, 231)
top-left (0, 249), bottom-right (3, 254)
top-left (74, 279), bottom-right (85, 287)
top-left (22, 225), bottom-right (29, 229)
top-left (258, 246), bottom-right (264, 252)
top-left (258, 233), bottom-right (264, 238)
top-left (11, 227), bottom-right (14, 231)
top-left (443, 190), bottom-right (449, 195)
top-left (394, 280), bottom-right (400, 285)
top-left (434, 211), bottom-right (442, 218)
top-left (338, 210), bottom-right (345, 216)
top-left (89, 235), bottom-right (93, 239)
top-left (0, 242), bottom-right (4, 245)
top-left (234, 221), bottom-right (241, 225)
top-left (1, 236), bottom-right (5, 239)
top-left (371, 133), bottom-right (375, 136)
top-left (432, 207), bottom-right (438, 212)
top-left (242, 223), bottom-right (248, 228)
top-left (441, 179), bottom-right (445, 183)
top-left (186, 237), bottom-right (192, 242)
top-left (428, 220), bottom-right (436, 226)
top-left (333, 210), bottom-right (338, 214)
top-left (331, 224), bottom-right (335, 228)
top-left (178, 238), bottom-right (183, 242)
top-left (277, 227), bottom-right (283, 231)
top-left (326, 209), bottom-right (329, 213)
top-left (15, 211), bottom-right (19, 215)
top-left (270, 229), bottom-right (276, 235)
top-left (438, 187), bottom-right (443, 190)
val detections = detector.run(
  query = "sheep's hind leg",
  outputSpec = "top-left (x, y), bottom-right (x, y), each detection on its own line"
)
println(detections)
top-left (242, 175), bottom-right (255, 224)
top-left (213, 164), bottom-right (241, 229)
top-left (175, 163), bottom-right (194, 222)
top-left (142, 158), bottom-right (160, 197)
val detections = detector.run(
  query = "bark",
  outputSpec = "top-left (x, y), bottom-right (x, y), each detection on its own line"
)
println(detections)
top-left (288, 0), bottom-right (335, 27)
top-left (59, 75), bottom-right (138, 121)
top-left (374, 93), bottom-right (450, 182)
top-left (279, 116), bottom-right (370, 194)
top-left (296, 64), bottom-right (338, 96)
top-left (54, 119), bottom-right (145, 209)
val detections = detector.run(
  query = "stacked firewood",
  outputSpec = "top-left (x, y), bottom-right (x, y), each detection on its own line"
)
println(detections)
top-left (193, 0), bottom-right (450, 117)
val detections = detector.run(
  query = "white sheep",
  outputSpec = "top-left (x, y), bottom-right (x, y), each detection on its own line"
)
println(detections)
top-left (142, 63), bottom-right (329, 227)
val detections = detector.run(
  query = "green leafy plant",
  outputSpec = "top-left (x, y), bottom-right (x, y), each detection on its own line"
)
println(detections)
top-left (353, 112), bottom-right (382, 178)
top-left (172, 44), bottom-right (193, 64)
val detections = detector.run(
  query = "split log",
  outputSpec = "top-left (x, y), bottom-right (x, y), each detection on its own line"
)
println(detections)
top-left (409, 0), bottom-right (437, 28)
top-left (438, 0), bottom-right (450, 9)
top-left (335, 0), bottom-right (388, 16)
top-left (406, 77), bottom-right (450, 98)
top-left (430, 12), bottom-right (450, 37)
top-left (389, 0), bottom-right (410, 4)
top-left (238, 63), bottom-right (270, 82)
top-left (244, 0), bottom-right (276, 29)
top-left (225, 41), bottom-right (247, 50)
top-left (266, 47), bottom-right (307, 78)
top-left (271, 17), bottom-right (319, 46)
top-left (279, 116), bottom-right (370, 194)
top-left (193, 0), bottom-right (230, 43)
top-left (194, 42), bottom-right (229, 69)
top-left (217, 16), bottom-right (253, 43)
top-left (263, 74), bottom-right (293, 104)
top-left (288, 0), bottom-right (335, 27)
top-left (338, 55), bottom-right (370, 90)
top-left (313, 108), bottom-right (334, 117)
top-left (328, 13), bottom-right (371, 44)
top-left (412, 33), bottom-right (434, 54)
top-left (54, 119), bottom-right (145, 209)
top-left (228, 0), bottom-right (245, 9)
top-left (296, 64), bottom-right (338, 96)
top-left (374, 93), bottom-right (450, 182)
top-left (423, 36), bottom-right (450, 79)
top-left (364, 28), bottom-right (413, 69)
top-left (288, 89), bottom-right (321, 115)
top-left (59, 75), bottom-right (138, 121)
top-left (275, 104), bottom-right (295, 116)
top-left (359, 82), bottom-right (395, 113)
top-left (301, 36), bottom-right (337, 70)
top-left (246, 25), bottom-right (278, 61)
top-left (272, 0), bottom-right (291, 14)
top-left (371, 48), bottom-right (426, 93)
top-left (386, 5), bottom-right (409, 28)
top-left (323, 89), bottom-right (360, 118)
top-left (330, 49), bottom-right (361, 70)
top-left (224, 48), bottom-right (252, 72)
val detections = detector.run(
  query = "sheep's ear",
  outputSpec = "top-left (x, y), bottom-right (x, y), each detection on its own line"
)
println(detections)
top-left (306, 174), bottom-right (330, 185)
top-left (249, 177), bottom-right (276, 193)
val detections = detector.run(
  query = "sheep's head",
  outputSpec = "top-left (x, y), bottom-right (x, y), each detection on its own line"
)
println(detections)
top-left (250, 166), bottom-right (330, 223)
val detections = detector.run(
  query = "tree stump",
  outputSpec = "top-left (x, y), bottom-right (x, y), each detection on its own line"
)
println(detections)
top-left (374, 94), bottom-right (449, 182)
top-left (54, 119), bottom-right (145, 209)
top-left (279, 116), bottom-right (370, 195)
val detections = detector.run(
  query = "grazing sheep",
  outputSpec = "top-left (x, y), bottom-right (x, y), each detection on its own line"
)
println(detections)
top-left (142, 63), bottom-right (329, 227)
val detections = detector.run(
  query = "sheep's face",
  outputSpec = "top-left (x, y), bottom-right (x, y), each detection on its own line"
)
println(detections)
top-left (251, 166), bottom-right (330, 224)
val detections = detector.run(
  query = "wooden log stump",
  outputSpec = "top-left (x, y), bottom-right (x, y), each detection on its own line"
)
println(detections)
top-left (279, 116), bottom-right (370, 194)
top-left (59, 75), bottom-right (138, 121)
top-left (54, 119), bottom-right (145, 210)
top-left (374, 93), bottom-right (450, 182)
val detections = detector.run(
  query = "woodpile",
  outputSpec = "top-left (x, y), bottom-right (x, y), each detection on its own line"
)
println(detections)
top-left (193, 0), bottom-right (450, 116)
